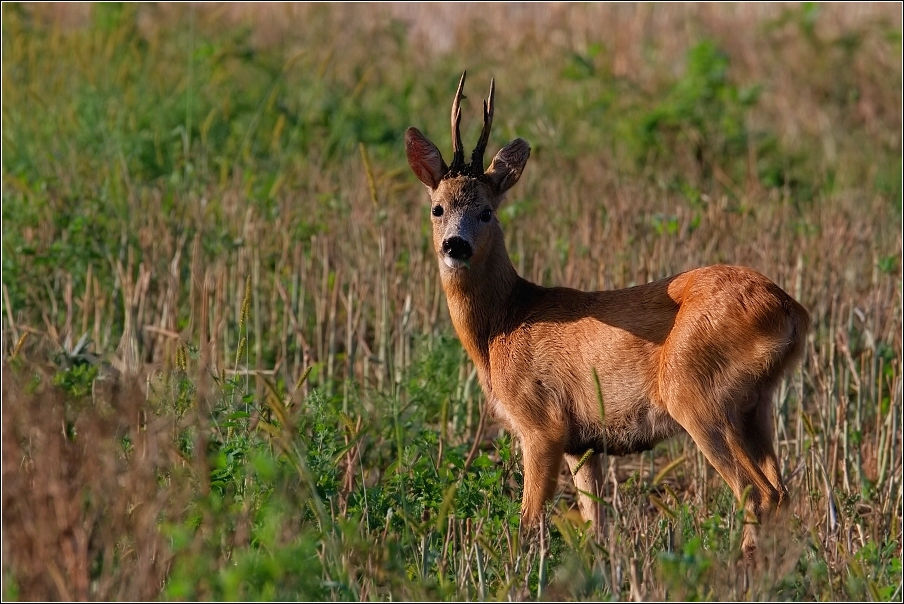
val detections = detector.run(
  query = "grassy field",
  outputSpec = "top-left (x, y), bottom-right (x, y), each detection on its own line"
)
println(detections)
top-left (2, 2), bottom-right (902, 600)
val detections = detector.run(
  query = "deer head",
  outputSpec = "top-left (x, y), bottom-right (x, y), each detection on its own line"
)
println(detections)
top-left (405, 72), bottom-right (531, 273)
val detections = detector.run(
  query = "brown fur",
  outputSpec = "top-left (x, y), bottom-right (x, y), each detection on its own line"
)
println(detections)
top-left (405, 74), bottom-right (810, 557)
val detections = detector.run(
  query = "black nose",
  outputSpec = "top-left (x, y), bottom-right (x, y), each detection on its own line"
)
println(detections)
top-left (442, 237), bottom-right (473, 260)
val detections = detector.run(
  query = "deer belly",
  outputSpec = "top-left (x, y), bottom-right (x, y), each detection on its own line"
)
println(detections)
top-left (565, 399), bottom-right (683, 456)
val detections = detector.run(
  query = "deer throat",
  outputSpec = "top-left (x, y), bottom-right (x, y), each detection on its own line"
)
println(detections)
top-left (440, 252), bottom-right (518, 377)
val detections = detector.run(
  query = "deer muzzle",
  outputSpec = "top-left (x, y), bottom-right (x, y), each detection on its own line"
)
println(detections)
top-left (441, 236), bottom-right (473, 269)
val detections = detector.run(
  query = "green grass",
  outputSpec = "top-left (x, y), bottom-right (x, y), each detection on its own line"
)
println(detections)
top-left (2, 3), bottom-right (902, 601)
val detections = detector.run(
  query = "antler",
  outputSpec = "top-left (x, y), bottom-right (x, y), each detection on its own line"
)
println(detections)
top-left (449, 71), bottom-right (467, 175)
top-left (447, 71), bottom-right (496, 178)
top-left (470, 78), bottom-right (495, 175)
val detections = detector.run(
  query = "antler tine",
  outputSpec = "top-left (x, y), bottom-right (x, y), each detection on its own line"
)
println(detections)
top-left (470, 77), bottom-right (495, 175)
top-left (450, 71), bottom-right (467, 174)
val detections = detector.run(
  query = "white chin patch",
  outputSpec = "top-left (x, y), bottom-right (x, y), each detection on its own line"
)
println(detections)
top-left (443, 256), bottom-right (470, 270)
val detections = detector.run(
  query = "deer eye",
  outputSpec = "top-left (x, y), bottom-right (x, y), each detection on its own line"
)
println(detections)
top-left (479, 208), bottom-right (492, 222)
top-left (432, 205), bottom-right (444, 217)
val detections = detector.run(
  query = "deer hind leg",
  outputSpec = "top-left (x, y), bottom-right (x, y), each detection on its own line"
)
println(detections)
top-left (746, 384), bottom-right (788, 508)
top-left (565, 452), bottom-right (605, 539)
top-left (664, 393), bottom-right (781, 558)
top-left (519, 433), bottom-right (566, 528)
top-left (724, 424), bottom-right (783, 558)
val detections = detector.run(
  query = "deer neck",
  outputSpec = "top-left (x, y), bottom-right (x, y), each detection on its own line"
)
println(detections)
top-left (439, 233), bottom-right (519, 377)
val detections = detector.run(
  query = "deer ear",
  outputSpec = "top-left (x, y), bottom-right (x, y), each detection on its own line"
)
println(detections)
top-left (405, 127), bottom-right (448, 190)
top-left (485, 138), bottom-right (530, 198)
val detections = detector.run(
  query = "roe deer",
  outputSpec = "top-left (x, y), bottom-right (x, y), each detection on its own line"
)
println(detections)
top-left (405, 72), bottom-right (809, 557)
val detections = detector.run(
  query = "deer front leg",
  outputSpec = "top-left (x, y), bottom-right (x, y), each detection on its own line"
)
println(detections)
top-left (519, 433), bottom-right (566, 527)
top-left (565, 452), bottom-right (605, 539)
